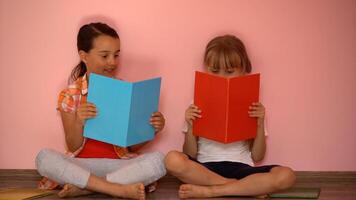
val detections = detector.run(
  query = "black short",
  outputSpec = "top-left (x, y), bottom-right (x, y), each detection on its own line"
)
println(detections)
top-left (188, 156), bottom-right (278, 180)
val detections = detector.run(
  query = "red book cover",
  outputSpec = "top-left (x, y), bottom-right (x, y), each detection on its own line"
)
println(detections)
top-left (193, 71), bottom-right (260, 143)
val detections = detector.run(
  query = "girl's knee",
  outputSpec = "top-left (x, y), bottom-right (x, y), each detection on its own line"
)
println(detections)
top-left (36, 149), bottom-right (53, 169)
top-left (164, 150), bottom-right (188, 174)
top-left (35, 148), bottom-right (62, 175)
top-left (272, 167), bottom-right (296, 190)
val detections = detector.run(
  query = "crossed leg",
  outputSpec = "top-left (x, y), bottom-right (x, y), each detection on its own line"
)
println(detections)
top-left (165, 151), bottom-right (234, 186)
top-left (36, 149), bottom-right (147, 199)
top-left (58, 176), bottom-right (145, 199)
top-left (165, 150), bottom-right (296, 199)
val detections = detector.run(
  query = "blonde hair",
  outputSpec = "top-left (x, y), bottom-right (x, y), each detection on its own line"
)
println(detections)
top-left (204, 35), bottom-right (251, 73)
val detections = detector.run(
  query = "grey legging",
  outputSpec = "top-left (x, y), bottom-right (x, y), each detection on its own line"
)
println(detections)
top-left (35, 148), bottom-right (166, 189)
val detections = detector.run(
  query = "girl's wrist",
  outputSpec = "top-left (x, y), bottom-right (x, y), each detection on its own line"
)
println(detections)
top-left (187, 123), bottom-right (193, 130)
top-left (257, 117), bottom-right (265, 127)
top-left (75, 112), bottom-right (84, 126)
top-left (75, 118), bottom-right (85, 127)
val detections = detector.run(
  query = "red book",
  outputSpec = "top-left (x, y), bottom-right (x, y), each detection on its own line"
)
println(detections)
top-left (193, 71), bottom-right (260, 143)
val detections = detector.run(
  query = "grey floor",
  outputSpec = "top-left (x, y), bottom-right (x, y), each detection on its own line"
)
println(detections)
top-left (0, 170), bottom-right (356, 199)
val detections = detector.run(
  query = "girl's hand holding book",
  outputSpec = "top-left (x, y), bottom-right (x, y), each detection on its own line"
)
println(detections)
top-left (185, 104), bottom-right (202, 127)
top-left (248, 102), bottom-right (265, 125)
top-left (76, 102), bottom-right (97, 125)
top-left (150, 112), bottom-right (165, 133)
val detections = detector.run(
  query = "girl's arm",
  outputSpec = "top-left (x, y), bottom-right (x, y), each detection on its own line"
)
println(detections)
top-left (129, 112), bottom-right (165, 152)
top-left (249, 102), bottom-right (266, 162)
top-left (61, 102), bottom-right (97, 152)
top-left (183, 104), bottom-right (201, 158)
top-left (250, 119), bottom-right (266, 162)
top-left (60, 111), bottom-right (85, 152)
top-left (183, 125), bottom-right (198, 158)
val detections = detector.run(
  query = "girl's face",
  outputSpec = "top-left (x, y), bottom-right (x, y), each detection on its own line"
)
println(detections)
top-left (80, 35), bottom-right (120, 78)
top-left (206, 66), bottom-right (245, 78)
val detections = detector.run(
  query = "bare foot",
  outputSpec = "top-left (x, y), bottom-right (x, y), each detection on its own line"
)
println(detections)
top-left (58, 184), bottom-right (93, 198)
top-left (110, 183), bottom-right (145, 200)
top-left (179, 184), bottom-right (213, 199)
top-left (178, 184), bottom-right (269, 199)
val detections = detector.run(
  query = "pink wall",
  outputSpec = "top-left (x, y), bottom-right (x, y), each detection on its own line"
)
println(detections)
top-left (1, 0), bottom-right (355, 170)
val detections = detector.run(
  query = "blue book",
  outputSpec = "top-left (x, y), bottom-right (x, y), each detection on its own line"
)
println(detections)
top-left (83, 73), bottom-right (161, 147)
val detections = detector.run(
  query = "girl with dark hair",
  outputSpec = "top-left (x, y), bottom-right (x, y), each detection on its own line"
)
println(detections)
top-left (35, 22), bottom-right (166, 199)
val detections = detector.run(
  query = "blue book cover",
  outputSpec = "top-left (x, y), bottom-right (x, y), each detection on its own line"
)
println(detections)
top-left (83, 73), bottom-right (161, 147)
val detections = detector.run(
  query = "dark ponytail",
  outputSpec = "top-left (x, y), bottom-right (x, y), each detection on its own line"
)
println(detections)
top-left (69, 62), bottom-right (87, 83)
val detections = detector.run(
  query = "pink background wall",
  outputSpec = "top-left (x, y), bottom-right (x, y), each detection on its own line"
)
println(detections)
top-left (1, 0), bottom-right (355, 170)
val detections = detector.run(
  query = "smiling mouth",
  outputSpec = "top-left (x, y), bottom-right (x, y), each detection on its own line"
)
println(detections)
top-left (104, 68), bottom-right (116, 73)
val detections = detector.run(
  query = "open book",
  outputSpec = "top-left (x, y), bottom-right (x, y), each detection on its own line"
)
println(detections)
top-left (193, 71), bottom-right (260, 143)
top-left (84, 73), bottom-right (161, 147)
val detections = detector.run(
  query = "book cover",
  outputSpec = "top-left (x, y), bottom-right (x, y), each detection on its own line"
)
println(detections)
top-left (84, 73), bottom-right (161, 147)
top-left (193, 71), bottom-right (260, 143)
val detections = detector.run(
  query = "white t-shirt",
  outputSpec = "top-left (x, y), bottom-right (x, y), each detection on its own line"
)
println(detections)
top-left (182, 114), bottom-right (270, 166)
top-left (182, 122), bottom-right (255, 166)
top-left (197, 137), bottom-right (254, 166)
